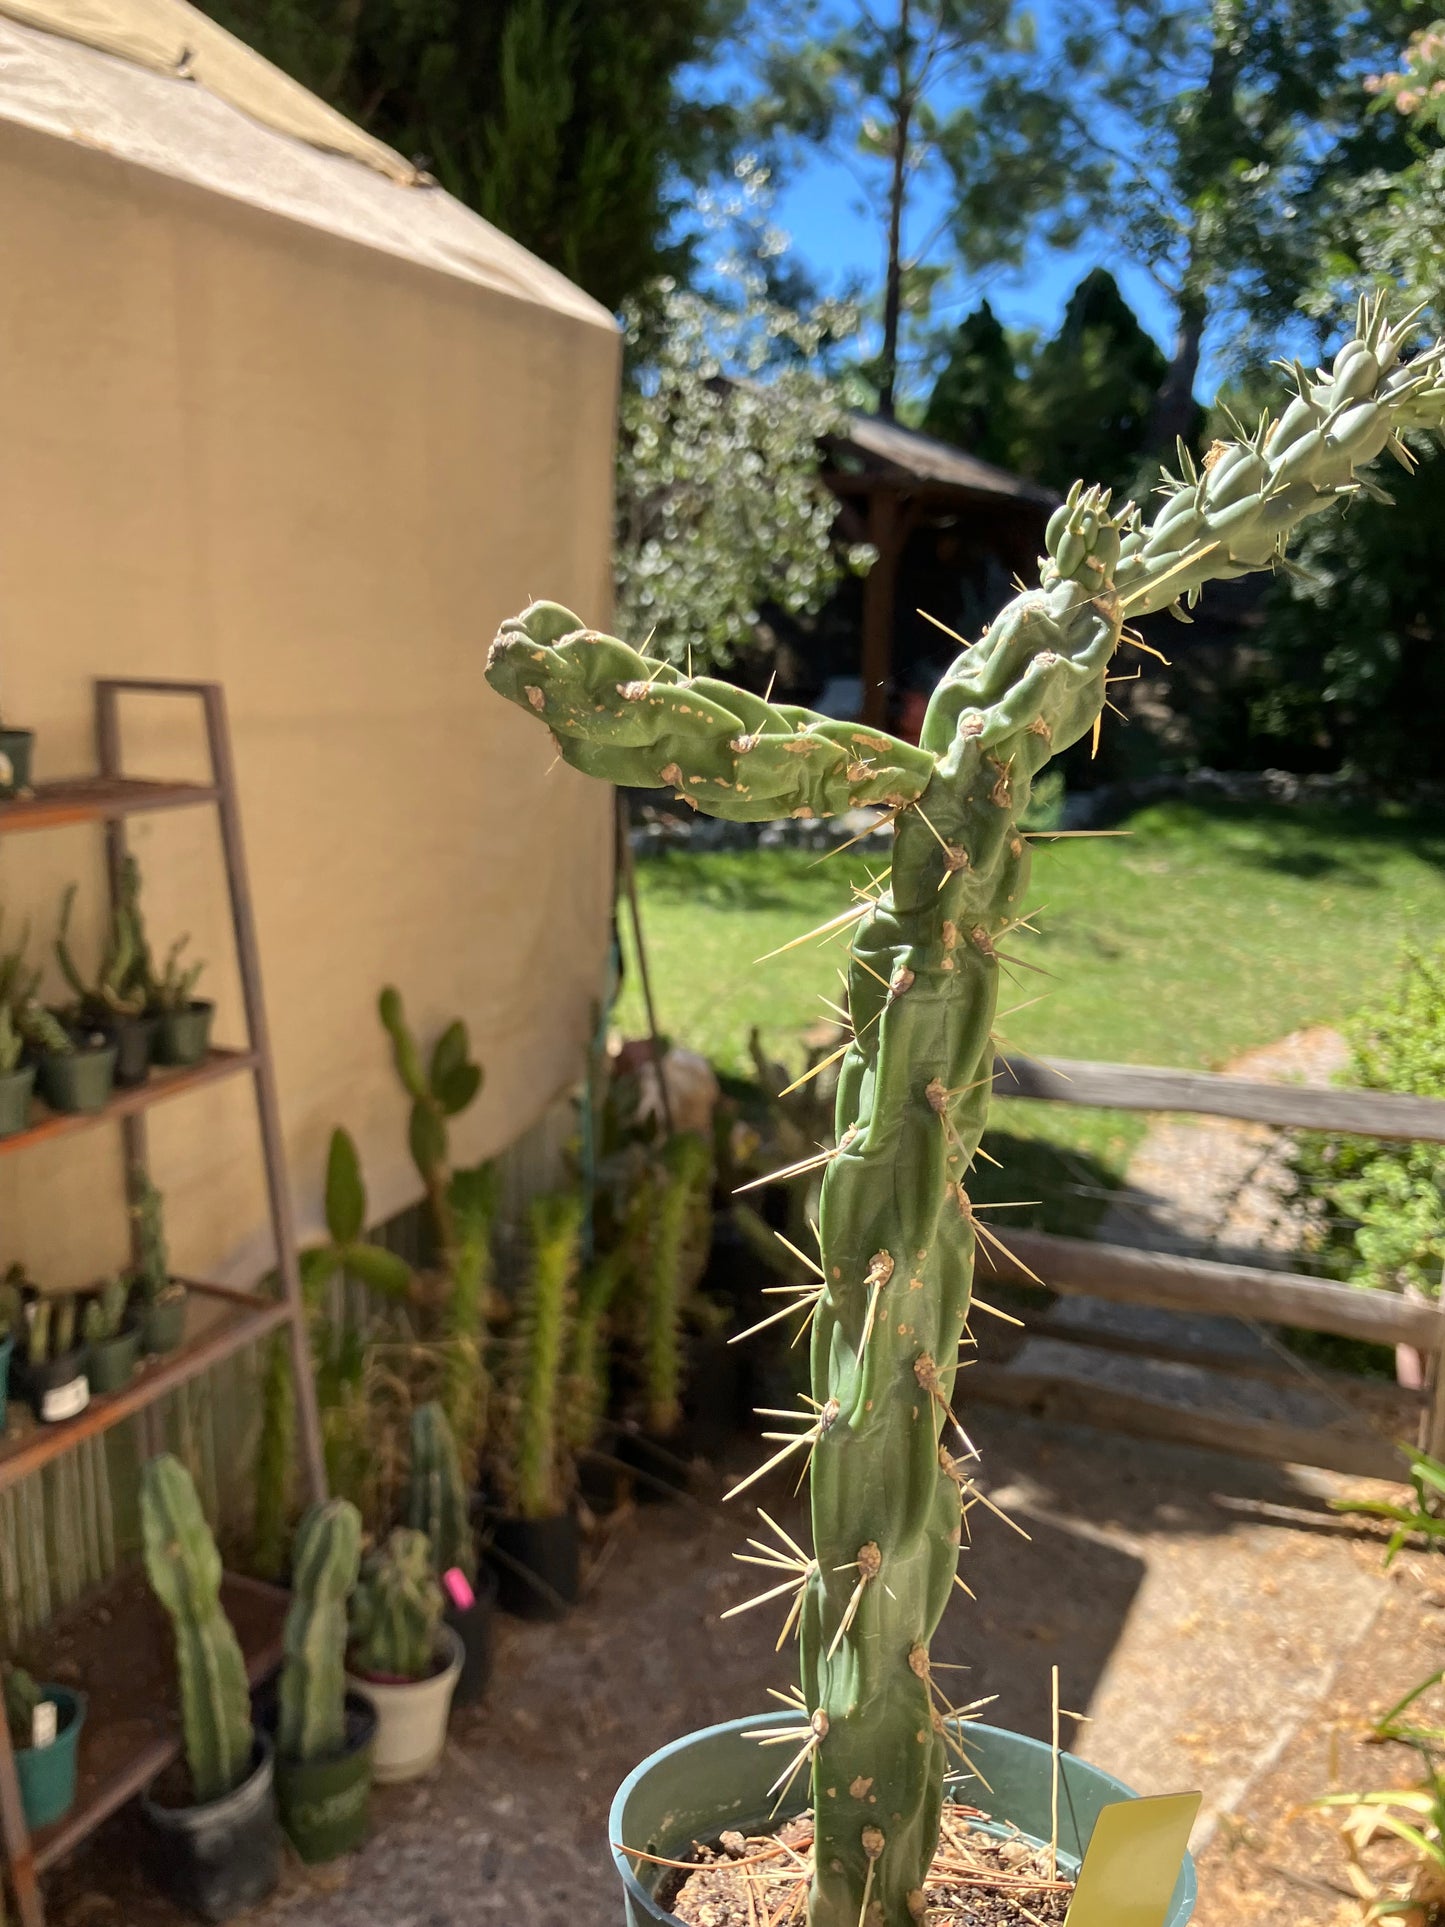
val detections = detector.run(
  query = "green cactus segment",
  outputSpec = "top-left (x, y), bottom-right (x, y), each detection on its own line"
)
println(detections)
top-left (510, 1191), bottom-right (583, 1521)
top-left (129, 1167), bottom-right (172, 1305)
top-left (1114, 298), bottom-right (1445, 620)
top-left (349, 1528), bottom-right (442, 1681)
top-left (82, 1277), bottom-right (129, 1344)
top-left (140, 1455), bottom-right (255, 1805)
top-left (563, 1250), bottom-right (624, 1457)
top-left (640, 1133), bottom-right (713, 1437)
top-left (482, 304), bottom-right (1444, 1927)
top-left (278, 1499), bottom-right (362, 1764)
top-left (442, 1162), bottom-right (498, 1463)
top-left (407, 1403), bottom-right (477, 1584)
top-left (486, 604), bottom-right (936, 820)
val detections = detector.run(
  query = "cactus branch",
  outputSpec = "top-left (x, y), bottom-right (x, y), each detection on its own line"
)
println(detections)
top-left (484, 301), bottom-right (1445, 1927)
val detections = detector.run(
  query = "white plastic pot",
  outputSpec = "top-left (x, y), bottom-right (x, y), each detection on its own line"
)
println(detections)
top-left (346, 1625), bottom-right (463, 1784)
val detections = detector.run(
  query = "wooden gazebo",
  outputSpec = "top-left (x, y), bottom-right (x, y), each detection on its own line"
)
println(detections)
top-left (822, 414), bottom-right (1058, 727)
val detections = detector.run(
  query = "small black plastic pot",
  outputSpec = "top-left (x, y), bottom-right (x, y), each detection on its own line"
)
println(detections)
top-left (489, 1513), bottom-right (580, 1623)
top-left (445, 1567), bottom-right (498, 1707)
top-left (36, 1035), bottom-right (116, 1115)
top-left (141, 1289), bottom-right (188, 1356)
top-left (142, 1734), bottom-right (281, 1923)
top-left (86, 1322), bottom-right (140, 1396)
top-left (273, 1695), bottom-right (377, 1866)
top-left (0, 1062), bottom-right (34, 1138)
top-left (20, 1350), bottom-right (90, 1425)
top-left (0, 727), bottom-right (34, 798)
top-left (101, 1012), bottom-right (157, 1088)
top-left (153, 1000), bottom-right (214, 1067)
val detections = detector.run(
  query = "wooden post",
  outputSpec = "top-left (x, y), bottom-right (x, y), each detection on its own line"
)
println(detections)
top-left (860, 489), bottom-right (901, 727)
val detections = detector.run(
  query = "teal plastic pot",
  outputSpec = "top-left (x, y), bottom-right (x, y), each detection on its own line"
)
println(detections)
top-left (153, 1001), bottom-right (214, 1067)
top-left (37, 1039), bottom-right (116, 1114)
top-left (0, 1063), bottom-right (34, 1138)
top-left (15, 1686), bottom-right (85, 1830)
top-left (609, 1714), bottom-right (1196, 1925)
top-left (0, 727), bottom-right (33, 797)
top-left (274, 1694), bottom-right (377, 1864)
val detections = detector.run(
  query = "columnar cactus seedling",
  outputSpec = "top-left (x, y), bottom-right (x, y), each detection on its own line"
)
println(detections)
top-left (637, 1133), bottom-right (713, 1438)
top-left (141, 1455), bottom-right (255, 1804)
top-left (82, 1277), bottom-right (129, 1345)
top-left (55, 881), bottom-right (146, 1020)
top-left (406, 1403), bottom-right (477, 1585)
top-left (501, 1190), bottom-right (583, 1521)
top-left (488, 297), bottom-right (1445, 1926)
top-left (349, 1528), bottom-right (443, 1681)
top-left (278, 1500), bottom-right (362, 1763)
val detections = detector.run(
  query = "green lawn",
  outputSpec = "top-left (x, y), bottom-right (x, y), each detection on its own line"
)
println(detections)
top-left (618, 798), bottom-right (1445, 1208)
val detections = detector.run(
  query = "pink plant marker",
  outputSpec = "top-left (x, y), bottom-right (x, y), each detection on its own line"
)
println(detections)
top-left (443, 1567), bottom-right (475, 1611)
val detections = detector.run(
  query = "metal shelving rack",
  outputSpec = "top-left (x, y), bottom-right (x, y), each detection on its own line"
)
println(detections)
top-left (0, 679), bottom-right (326, 1926)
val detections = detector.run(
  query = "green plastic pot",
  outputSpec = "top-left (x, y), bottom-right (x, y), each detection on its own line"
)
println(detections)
top-left (141, 1292), bottom-right (188, 1356)
top-left (274, 1694), bottom-right (377, 1864)
top-left (87, 1323), bottom-right (140, 1395)
top-left (609, 1714), bottom-right (1196, 1926)
top-left (153, 1001), bottom-right (214, 1067)
top-left (15, 1686), bottom-right (85, 1831)
top-left (0, 1063), bottom-right (34, 1138)
top-left (0, 727), bottom-right (34, 798)
top-left (37, 1039), bottom-right (116, 1115)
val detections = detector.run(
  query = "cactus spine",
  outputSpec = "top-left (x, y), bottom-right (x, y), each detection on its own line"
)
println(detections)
top-left (488, 300), bottom-right (1445, 1927)
top-left (140, 1455), bottom-right (255, 1804)
top-left (406, 1402), bottom-right (477, 1584)
top-left (278, 1500), bottom-right (362, 1763)
top-left (349, 1528), bottom-right (442, 1681)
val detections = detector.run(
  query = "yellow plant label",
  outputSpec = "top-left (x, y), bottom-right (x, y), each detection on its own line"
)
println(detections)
top-left (1063, 1793), bottom-right (1202, 1927)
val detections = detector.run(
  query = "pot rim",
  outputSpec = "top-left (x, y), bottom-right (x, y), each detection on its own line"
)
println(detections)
top-left (608, 1712), bottom-right (1198, 1922)
top-left (13, 1684), bottom-right (87, 1757)
top-left (276, 1693), bottom-right (379, 1773)
top-left (346, 1622), bottom-right (464, 1694)
top-left (142, 1729), bottom-right (273, 1821)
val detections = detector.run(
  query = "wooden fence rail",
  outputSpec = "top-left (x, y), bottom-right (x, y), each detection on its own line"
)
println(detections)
top-left (971, 1054), bottom-right (1445, 1483)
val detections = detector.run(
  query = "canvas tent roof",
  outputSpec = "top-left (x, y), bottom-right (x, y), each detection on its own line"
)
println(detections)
top-left (0, 0), bottom-right (612, 328)
top-left (0, 0), bottom-right (619, 1287)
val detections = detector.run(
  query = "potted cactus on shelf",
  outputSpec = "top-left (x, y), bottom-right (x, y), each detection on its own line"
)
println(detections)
top-left (269, 1498), bottom-right (377, 1863)
top-left (82, 1275), bottom-right (140, 1394)
top-left (19, 1293), bottom-right (89, 1425)
top-left (5, 1664), bottom-right (85, 1831)
top-left (129, 1165), bottom-right (188, 1354)
top-left (407, 1401), bottom-right (495, 1705)
top-left (139, 1455), bottom-right (280, 1923)
top-left (485, 299), bottom-right (1445, 1927)
top-left (489, 1188), bottom-right (585, 1621)
top-left (55, 873), bottom-right (155, 1086)
top-left (345, 1526), bottom-right (463, 1783)
top-left (150, 934), bottom-right (211, 1066)
top-left (0, 914), bottom-right (74, 1125)
top-left (0, 1004), bottom-right (31, 1140)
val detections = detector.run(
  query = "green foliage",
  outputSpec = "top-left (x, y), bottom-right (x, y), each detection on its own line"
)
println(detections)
top-left (921, 301), bottom-right (1030, 467)
top-left (499, 1190), bottom-right (582, 1521)
top-left (378, 987), bottom-right (485, 1258)
top-left (349, 1528), bottom-right (442, 1682)
top-left (562, 1250), bottom-right (625, 1457)
top-left (441, 1162), bottom-right (498, 1469)
top-left (151, 935), bottom-right (204, 1013)
top-left (406, 1402), bottom-right (477, 1584)
top-left (197, 0), bottom-right (742, 311)
top-left (1333, 1443), bottom-right (1445, 1566)
top-left (278, 1500), bottom-right (362, 1765)
top-left (141, 1456), bottom-right (255, 1804)
top-left (0, 915), bottom-right (69, 1059)
top-left (82, 1277), bottom-right (129, 1346)
top-left (487, 301), bottom-right (1445, 1927)
top-left (4, 1669), bottom-right (40, 1752)
top-left (615, 175), bottom-right (866, 672)
top-left (1295, 943), bottom-right (1445, 1299)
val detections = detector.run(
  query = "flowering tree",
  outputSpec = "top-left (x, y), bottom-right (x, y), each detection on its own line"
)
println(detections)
top-left (614, 172), bottom-right (873, 671)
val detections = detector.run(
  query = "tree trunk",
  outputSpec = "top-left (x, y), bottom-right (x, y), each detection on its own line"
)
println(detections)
top-left (1146, 285), bottom-right (1206, 455)
top-left (877, 0), bottom-right (913, 421)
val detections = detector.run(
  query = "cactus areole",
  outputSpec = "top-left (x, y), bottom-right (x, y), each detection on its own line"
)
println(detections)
top-left (486, 301), bottom-right (1445, 1926)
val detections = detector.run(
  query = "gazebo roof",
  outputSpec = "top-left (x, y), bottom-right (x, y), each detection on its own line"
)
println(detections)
top-left (826, 412), bottom-right (1059, 509)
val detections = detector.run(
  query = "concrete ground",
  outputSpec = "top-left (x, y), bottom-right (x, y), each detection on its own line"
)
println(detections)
top-left (53, 1409), bottom-right (1407, 1927)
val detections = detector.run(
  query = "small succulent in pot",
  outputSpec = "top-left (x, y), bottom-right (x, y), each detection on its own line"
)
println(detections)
top-left (5, 1662), bottom-right (85, 1831)
top-left (346, 1528), bottom-right (462, 1784)
top-left (0, 1003), bottom-right (34, 1140)
top-left (129, 1165), bottom-right (187, 1354)
top-left (0, 912), bottom-right (72, 1074)
top-left (150, 935), bottom-right (212, 1067)
top-left (0, 693), bottom-right (35, 799)
top-left (23, 1293), bottom-right (89, 1425)
top-left (83, 1275), bottom-right (140, 1395)
top-left (54, 879), bottom-right (154, 1085)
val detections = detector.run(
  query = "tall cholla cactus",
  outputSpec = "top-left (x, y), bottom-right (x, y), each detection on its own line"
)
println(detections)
top-left (279, 1499), bottom-right (362, 1764)
top-left (141, 1456), bottom-right (255, 1804)
top-left (487, 298), bottom-right (1445, 1927)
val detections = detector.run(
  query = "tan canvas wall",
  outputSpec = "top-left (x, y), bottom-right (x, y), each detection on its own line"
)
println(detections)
top-left (0, 115), bottom-right (619, 1294)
